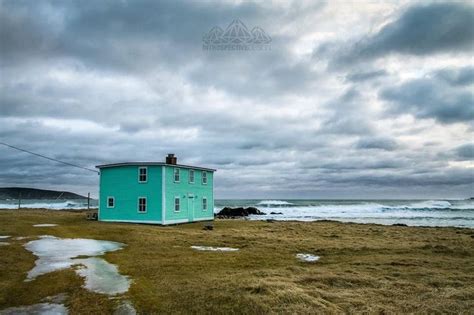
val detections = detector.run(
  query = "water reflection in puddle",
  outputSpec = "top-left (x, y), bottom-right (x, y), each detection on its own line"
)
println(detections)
top-left (0, 303), bottom-right (67, 315)
top-left (25, 236), bottom-right (130, 295)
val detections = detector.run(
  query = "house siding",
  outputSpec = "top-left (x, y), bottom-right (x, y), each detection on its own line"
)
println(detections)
top-left (163, 166), bottom-right (214, 224)
top-left (99, 165), bottom-right (163, 223)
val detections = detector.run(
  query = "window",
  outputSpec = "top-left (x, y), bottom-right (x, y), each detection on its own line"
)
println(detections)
top-left (202, 197), bottom-right (207, 211)
top-left (138, 197), bottom-right (147, 213)
top-left (174, 168), bottom-right (180, 182)
top-left (138, 167), bottom-right (147, 183)
top-left (189, 169), bottom-right (195, 183)
top-left (107, 197), bottom-right (115, 208)
top-left (202, 171), bottom-right (208, 184)
top-left (174, 197), bottom-right (180, 212)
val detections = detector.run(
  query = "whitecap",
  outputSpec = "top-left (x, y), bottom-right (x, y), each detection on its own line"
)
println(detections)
top-left (257, 200), bottom-right (293, 207)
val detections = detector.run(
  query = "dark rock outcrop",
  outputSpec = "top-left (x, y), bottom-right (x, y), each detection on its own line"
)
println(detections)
top-left (270, 212), bottom-right (283, 215)
top-left (216, 207), bottom-right (266, 218)
top-left (392, 223), bottom-right (408, 227)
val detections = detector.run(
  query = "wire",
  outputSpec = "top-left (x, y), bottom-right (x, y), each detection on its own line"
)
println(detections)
top-left (0, 141), bottom-right (99, 174)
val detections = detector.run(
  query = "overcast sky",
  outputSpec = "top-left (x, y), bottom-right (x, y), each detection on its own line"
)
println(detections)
top-left (0, 0), bottom-right (473, 199)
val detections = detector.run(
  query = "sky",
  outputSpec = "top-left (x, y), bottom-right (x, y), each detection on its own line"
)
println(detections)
top-left (0, 0), bottom-right (473, 199)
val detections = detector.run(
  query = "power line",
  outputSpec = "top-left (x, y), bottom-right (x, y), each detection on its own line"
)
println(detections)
top-left (0, 141), bottom-right (99, 174)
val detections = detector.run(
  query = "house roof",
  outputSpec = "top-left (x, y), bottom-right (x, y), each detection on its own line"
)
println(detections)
top-left (95, 162), bottom-right (216, 172)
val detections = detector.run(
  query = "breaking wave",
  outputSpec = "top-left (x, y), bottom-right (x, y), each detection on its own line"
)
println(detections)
top-left (257, 200), bottom-right (294, 206)
top-left (0, 199), bottom-right (97, 210)
top-left (216, 199), bottom-right (474, 228)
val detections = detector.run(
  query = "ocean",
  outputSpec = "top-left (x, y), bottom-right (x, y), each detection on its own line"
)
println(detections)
top-left (215, 199), bottom-right (474, 228)
top-left (0, 199), bottom-right (98, 210)
top-left (1, 198), bottom-right (473, 228)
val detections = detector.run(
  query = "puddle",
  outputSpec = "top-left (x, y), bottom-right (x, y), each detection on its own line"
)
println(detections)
top-left (24, 236), bottom-right (130, 295)
top-left (296, 253), bottom-right (320, 262)
top-left (74, 258), bottom-right (130, 294)
top-left (42, 293), bottom-right (68, 304)
top-left (0, 243), bottom-right (10, 246)
top-left (33, 224), bottom-right (58, 227)
top-left (191, 246), bottom-right (239, 252)
top-left (114, 300), bottom-right (137, 315)
top-left (0, 303), bottom-right (67, 315)
top-left (0, 236), bottom-right (10, 239)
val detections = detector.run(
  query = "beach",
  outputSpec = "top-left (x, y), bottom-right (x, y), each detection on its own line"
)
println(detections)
top-left (0, 209), bottom-right (473, 314)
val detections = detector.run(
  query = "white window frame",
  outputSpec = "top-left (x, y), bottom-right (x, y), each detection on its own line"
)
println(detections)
top-left (107, 196), bottom-right (115, 208)
top-left (137, 197), bottom-right (147, 213)
top-left (202, 197), bottom-right (207, 211)
top-left (174, 196), bottom-right (180, 212)
top-left (202, 171), bottom-right (208, 185)
top-left (174, 168), bottom-right (180, 183)
top-left (189, 169), bottom-right (195, 184)
top-left (138, 167), bottom-right (148, 183)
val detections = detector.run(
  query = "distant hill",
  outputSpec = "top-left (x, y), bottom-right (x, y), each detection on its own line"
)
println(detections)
top-left (0, 187), bottom-right (87, 200)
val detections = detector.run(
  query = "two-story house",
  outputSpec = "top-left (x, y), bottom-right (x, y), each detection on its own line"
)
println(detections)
top-left (96, 154), bottom-right (215, 225)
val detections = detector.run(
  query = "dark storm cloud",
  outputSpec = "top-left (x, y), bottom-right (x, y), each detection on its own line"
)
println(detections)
top-left (319, 89), bottom-right (374, 136)
top-left (331, 2), bottom-right (474, 66)
top-left (381, 76), bottom-right (474, 124)
top-left (454, 144), bottom-right (474, 160)
top-left (355, 137), bottom-right (398, 151)
top-left (304, 159), bottom-right (405, 170)
top-left (434, 66), bottom-right (474, 86)
top-left (321, 168), bottom-right (474, 187)
top-left (345, 70), bottom-right (387, 82)
top-left (0, 0), bottom-right (323, 110)
top-left (0, 0), bottom-right (263, 65)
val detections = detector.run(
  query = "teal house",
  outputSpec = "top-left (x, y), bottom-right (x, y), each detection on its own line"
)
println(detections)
top-left (96, 154), bottom-right (215, 225)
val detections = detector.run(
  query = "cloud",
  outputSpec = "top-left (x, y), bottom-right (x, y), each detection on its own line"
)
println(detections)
top-left (355, 137), bottom-right (398, 151)
top-left (434, 66), bottom-right (474, 86)
top-left (333, 2), bottom-right (474, 66)
top-left (380, 71), bottom-right (474, 124)
top-left (454, 144), bottom-right (474, 160)
top-left (345, 70), bottom-right (387, 82)
top-left (319, 88), bottom-right (375, 135)
top-left (0, 1), bottom-right (473, 198)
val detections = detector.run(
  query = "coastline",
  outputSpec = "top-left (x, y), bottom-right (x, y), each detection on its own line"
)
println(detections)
top-left (1, 207), bottom-right (473, 229)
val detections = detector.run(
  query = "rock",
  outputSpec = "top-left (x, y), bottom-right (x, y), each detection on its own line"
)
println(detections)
top-left (392, 223), bottom-right (407, 227)
top-left (270, 212), bottom-right (283, 215)
top-left (216, 207), bottom-right (266, 217)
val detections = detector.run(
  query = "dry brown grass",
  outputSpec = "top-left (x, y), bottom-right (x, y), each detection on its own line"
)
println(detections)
top-left (0, 210), bottom-right (473, 314)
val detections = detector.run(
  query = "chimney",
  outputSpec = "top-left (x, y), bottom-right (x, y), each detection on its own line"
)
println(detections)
top-left (166, 153), bottom-right (177, 165)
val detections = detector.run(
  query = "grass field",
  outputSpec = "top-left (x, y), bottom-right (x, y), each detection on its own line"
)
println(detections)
top-left (0, 210), bottom-right (473, 314)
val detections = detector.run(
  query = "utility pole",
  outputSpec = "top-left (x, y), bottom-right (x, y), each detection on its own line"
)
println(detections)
top-left (18, 192), bottom-right (21, 210)
top-left (87, 192), bottom-right (90, 210)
